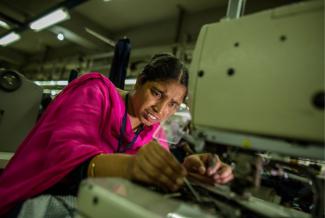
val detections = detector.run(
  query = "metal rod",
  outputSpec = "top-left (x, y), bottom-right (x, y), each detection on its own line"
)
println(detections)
top-left (85, 27), bottom-right (115, 47)
top-left (183, 177), bottom-right (201, 202)
top-left (226, 0), bottom-right (246, 19)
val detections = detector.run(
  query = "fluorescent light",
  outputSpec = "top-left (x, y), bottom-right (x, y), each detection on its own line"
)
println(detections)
top-left (57, 33), bottom-right (64, 41)
top-left (0, 20), bottom-right (10, 29)
top-left (34, 80), bottom-right (68, 86)
top-left (29, 8), bottom-right (70, 31)
top-left (125, 78), bottom-right (136, 85)
top-left (0, 32), bottom-right (21, 46)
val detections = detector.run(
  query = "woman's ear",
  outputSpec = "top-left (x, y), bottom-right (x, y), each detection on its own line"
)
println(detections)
top-left (134, 80), bottom-right (140, 90)
top-left (134, 75), bottom-right (144, 89)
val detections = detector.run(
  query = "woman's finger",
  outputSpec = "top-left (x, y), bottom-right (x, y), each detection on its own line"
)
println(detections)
top-left (130, 158), bottom-right (153, 184)
top-left (139, 154), bottom-right (179, 191)
top-left (151, 141), bottom-right (186, 176)
top-left (206, 154), bottom-right (222, 176)
top-left (144, 147), bottom-right (184, 187)
top-left (219, 173), bottom-right (234, 184)
top-left (136, 142), bottom-right (185, 190)
top-left (183, 155), bottom-right (206, 175)
top-left (214, 164), bottom-right (233, 180)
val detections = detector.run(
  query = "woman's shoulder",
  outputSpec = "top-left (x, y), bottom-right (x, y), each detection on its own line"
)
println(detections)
top-left (67, 72), bottom-right (116, 92)
top-left (80, 72), bottom-right (126, 100)
top-left (55, 72), bottom-right (119, 101)
top-left (78, 72), bottom-right (111, 84)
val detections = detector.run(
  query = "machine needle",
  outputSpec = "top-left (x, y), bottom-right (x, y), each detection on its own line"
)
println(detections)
top-left (183, 177), bottom-right (201, 202)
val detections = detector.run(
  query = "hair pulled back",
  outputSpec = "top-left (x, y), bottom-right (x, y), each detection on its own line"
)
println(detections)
top-left (137, 53), bottom-right (188, 91)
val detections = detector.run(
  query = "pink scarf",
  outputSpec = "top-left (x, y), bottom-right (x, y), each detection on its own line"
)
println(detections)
top-left (0, 72), bottom-right (168, 214)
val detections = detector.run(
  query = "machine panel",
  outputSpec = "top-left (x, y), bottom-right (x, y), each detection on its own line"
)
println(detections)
top-left (189, 1), bottom-right (324, 143)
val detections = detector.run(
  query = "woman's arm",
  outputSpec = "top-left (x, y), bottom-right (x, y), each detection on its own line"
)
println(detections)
top-left (87, 141), bottom-right (187, 191)
top-left (87, 154), bottom-right (133, 179)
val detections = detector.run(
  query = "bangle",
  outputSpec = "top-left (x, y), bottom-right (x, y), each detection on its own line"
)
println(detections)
top-left (88, 154), bottom-right (104, 177)
top-left (89, 161), bottom-right (96, 177)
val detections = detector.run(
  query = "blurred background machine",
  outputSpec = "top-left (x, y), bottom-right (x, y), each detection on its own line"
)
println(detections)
top-left (76, 1), bottom-right (324, 218)
top-left (0, 70), bottom-right (42, 168)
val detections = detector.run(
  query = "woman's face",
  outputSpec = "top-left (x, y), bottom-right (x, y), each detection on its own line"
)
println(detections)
top-left (130, 80), bottom-right (187, 126)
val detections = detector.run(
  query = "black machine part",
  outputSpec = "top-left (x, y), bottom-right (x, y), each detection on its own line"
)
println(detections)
top-left (0, 69), bottom-right (22, 92)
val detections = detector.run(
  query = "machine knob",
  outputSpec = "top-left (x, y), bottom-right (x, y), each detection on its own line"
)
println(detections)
top-left (0, 70), bottom-right (22, 92)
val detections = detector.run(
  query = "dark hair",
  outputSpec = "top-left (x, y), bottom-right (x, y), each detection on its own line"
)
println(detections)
top-left (137, 53), bottom-right (189, 93)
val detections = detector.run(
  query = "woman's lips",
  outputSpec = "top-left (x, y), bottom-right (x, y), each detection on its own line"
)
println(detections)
top-left (144, 110), bottom-right (160, 122)
top-left (148, 113), bottom-right (158, 120)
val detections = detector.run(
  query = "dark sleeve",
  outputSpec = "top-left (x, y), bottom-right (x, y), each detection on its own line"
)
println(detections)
top-left (43, 158), bottom-right (92, 196)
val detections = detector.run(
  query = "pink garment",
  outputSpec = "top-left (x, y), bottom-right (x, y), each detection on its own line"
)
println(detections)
top-left (0, 72), bottom-right (169, 214)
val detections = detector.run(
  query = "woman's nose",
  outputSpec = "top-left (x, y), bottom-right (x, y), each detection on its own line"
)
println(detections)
top-left (153, 101), bottom-right (167, 114)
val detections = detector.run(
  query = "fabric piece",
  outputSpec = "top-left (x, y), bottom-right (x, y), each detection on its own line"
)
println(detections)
top-left (17, 195), bottom-right (76, 218)
top-left (0, 72), bottom-right (168, 214)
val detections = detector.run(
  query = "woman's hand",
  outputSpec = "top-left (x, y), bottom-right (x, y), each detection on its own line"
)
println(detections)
top-left (128, 141), bottom-right (187, 191)
top-left (183, 153), bottom-right (234, 184)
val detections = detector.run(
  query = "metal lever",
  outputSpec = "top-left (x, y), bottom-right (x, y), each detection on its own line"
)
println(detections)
top-left (183, 177), bottom-right (201, 202)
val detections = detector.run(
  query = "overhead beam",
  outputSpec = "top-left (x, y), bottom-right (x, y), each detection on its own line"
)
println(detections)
top-left (50, 11), bottom-right (115, 50)
top-left (50, 25), bottom-right (99, 49)
top-left (0, 47), bottom-right (26, 65)
top-left (0, 2), bottom-right (27, 26)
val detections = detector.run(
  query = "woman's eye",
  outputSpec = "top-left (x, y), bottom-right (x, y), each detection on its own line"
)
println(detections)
top-left (152, 89), bottom-right (161, 97)
top-left (169, 102), bottom-right (179, 109)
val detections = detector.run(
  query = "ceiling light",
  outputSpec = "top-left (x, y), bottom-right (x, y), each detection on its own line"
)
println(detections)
top-left (0, 20), bottom-right (10, 29)
top-left (29, 8), bottom-right (70, 32)
top-left (0, 32), bottom-right (21, 46)
top-left (57, 33), bottom-right (64, 41)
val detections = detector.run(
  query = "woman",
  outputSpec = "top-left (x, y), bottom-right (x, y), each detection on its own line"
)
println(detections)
top-left (0, 53), bottom-right (233, 215)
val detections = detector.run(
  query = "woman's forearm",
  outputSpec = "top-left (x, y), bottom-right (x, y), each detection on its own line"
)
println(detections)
top-left (87, 154), bottom-right (134, 179)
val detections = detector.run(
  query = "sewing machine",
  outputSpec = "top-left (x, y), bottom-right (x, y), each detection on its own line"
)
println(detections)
top-left (75, 1), bottom-right (324, 217)
top-left (0, 70), bottom-right (42, 168)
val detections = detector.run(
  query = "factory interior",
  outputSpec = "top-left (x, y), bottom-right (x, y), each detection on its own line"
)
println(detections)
top-left (0, 0), bottom-right (324, 217)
